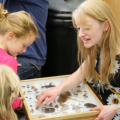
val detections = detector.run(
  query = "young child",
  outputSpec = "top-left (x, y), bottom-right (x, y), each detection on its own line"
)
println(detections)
top-left (0, 65), bottom-right (21, 120)
top-left (0, 3), bottom-right (38, 110)
top-left (0, 3), bottom-right (38, 73)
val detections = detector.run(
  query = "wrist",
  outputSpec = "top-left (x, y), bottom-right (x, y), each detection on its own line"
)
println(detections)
top-left (58, 80), bottom-right (69, 93)
top-left (56, 85), bottom-right (63, 95)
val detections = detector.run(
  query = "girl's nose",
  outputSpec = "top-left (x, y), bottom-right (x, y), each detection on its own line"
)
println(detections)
top-left (78, 28), bottom-right (86, 38)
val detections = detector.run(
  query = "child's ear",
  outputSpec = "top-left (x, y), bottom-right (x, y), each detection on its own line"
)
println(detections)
top-left (104, 20), bottom-right (110, 31)
top-left (7, 32), bottom-right (15, 41)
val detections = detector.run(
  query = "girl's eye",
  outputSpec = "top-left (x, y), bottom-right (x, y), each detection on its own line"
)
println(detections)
top-left (77, 28), bottom-right (80, 31)
top-left (85, 28), bottom-right (90, 30)
top-left (23, 45), bottom-right (26, 48)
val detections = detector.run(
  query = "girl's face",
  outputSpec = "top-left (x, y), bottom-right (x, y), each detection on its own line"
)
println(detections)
top-left (77, 15), bottom-right (105, 48)
top-left (7, 34), bottom-right (36, 57)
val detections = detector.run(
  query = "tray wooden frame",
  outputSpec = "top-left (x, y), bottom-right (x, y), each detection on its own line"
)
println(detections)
top-left (20, 75), bottom-right (103, 120)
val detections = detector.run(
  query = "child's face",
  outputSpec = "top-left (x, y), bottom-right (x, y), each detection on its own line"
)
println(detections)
top-left (77, 15), bottom-right (105, 48)
top-left (8, 34), bottom-right (36, 57)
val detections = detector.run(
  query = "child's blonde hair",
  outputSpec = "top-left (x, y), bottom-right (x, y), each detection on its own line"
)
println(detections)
top-left (72, 0), bottom-right (120, 84)
top-left (0, 65), bottom-right (20, 120)
top-left (0, 3), bottom-right (38, 38)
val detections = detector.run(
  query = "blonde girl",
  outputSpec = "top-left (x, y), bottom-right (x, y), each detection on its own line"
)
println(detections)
top-left (36, 0), bottom-right (120, 119)
top-left (0, 65), bottom-right (21, 120)
top-left (0, 3), bottom-right (38, 73)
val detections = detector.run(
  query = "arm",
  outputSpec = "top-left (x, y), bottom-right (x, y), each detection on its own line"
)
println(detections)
top-left (1, 57), bottom-right (18, 73)
top-left (36, 60), bottom-right (88, 107)
top-left (12, 98), bottom-right (22, 110)
top-left (10, 58), bottom-right (17, 73)
top-left (58, 62), bottom-right (86, 94)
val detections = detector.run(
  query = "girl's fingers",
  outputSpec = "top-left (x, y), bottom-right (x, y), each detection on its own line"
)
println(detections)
top-left (18, 63), bottom-right (22, 66)
top-left (19, 97), bottom-right (24, 100)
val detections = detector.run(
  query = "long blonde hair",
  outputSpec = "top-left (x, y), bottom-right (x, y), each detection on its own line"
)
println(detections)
top-left (0, 65), bottom-right (20, 120)
top-left (72, 0), bottom-right (120, 84)
top-left (0, 3), bottom-right (38, 38)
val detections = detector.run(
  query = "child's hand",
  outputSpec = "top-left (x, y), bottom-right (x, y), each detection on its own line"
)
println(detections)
top-left (15, 57), bottom-right (22, 66)
top-left (16, 97), bottom-right (24, 110)
top-left (17, 63), bottom-right (22, 67)
top-left (19, 97), bottom-right (24, 101)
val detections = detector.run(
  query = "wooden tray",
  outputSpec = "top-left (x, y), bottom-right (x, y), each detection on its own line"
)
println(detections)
top-left (20, 75), bottom-right (103, 120)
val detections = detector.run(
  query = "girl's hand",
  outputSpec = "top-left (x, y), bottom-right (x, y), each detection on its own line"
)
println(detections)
top-left (91, 105), bottom-right (117, 120)
top-left (15, 57), bottom-right (22, 66)
top-left (36, 87), bottom-right (61, 108)
top-left (17, 63), bottom-right (22, 67)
